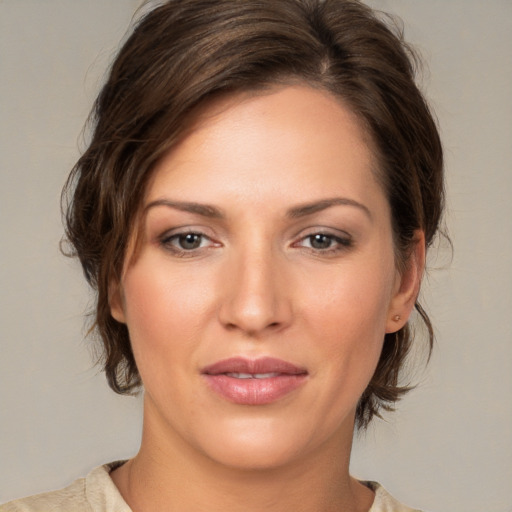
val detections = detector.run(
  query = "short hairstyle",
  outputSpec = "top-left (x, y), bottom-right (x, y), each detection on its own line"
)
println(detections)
top-left (63, 0), bottom-right (444, 428)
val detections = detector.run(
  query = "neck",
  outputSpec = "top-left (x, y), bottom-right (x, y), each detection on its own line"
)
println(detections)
top-left (111, 401), bottom-right (374, 512)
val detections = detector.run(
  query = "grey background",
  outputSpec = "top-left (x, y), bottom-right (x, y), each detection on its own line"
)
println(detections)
top-left (1, 1), bottom-right (511, 511)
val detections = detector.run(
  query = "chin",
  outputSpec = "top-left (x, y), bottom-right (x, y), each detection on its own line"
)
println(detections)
top-left (191, 414), bottom-right (333, 472)
top-left (205, 439), bottom-right (304, 472)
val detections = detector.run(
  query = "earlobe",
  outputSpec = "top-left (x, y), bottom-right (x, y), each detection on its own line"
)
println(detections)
top-left (109, 280), bottom-right (126, 324)
top-left (386, 230), bottom-right (426, 333)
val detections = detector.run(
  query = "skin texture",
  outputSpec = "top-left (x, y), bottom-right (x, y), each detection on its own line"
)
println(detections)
top-left (109, 85), bottom-right (423, 512)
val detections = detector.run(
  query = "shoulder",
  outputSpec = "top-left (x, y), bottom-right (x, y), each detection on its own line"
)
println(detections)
top-left (365, 481), bottom-right (423, 512)
top-left (0, 462), bottom-right (130, 512)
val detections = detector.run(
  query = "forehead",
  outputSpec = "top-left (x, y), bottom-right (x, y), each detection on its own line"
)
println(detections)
top-left (145, 85), bottom-right (383, 210)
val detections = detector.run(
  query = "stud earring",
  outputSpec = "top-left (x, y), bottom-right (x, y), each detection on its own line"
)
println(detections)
top-left (393, 314), bottom-right (401, 322)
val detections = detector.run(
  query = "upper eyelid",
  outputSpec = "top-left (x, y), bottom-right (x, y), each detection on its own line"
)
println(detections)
top-left (295, 233), bottom-right (352, 246)
top-left (158, 225), bottom-right (216, 239)
top-left (161, 228), bottom-right (209, 238)
top-left (291, 226), bottom-right (353, 240)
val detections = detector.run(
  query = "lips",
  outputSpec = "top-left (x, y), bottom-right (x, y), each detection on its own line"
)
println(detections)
top-left (202, 357), bottom-right (308, 405)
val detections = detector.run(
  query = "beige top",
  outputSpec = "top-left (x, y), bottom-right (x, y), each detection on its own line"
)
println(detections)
top-left (1, 462), bottom-right (421, 512)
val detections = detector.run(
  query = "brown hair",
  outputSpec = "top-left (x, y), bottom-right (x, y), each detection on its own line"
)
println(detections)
top-left (63, 0), bottom-right (444, 428)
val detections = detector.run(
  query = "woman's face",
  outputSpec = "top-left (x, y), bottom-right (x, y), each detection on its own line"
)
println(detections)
top-left (111, 85), bottom-right (418, 470)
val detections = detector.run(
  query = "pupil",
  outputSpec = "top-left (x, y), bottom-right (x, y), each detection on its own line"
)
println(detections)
top-left (310, 234), bottom-right (331, 249)
top-left (179, 233), bottom-right (201, 250)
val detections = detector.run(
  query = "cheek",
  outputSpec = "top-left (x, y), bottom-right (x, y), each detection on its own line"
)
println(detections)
top-left (301, 258), bottom-right (395, 388)
top-left (120, 262), bottom-right (213, 368)
top-left (303, 257), bottom-right (395, 339)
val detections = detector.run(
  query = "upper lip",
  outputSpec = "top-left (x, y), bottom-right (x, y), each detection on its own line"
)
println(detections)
top-left (202, 357), bottom-right (307, 376)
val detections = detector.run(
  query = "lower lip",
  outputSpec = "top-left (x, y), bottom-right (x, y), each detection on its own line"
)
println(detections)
top-left (203, 374), bottom-right (307, 405)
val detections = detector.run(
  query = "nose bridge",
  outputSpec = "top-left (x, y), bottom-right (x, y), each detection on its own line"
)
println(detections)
top-left (219, 237), bottom-right (291, 334)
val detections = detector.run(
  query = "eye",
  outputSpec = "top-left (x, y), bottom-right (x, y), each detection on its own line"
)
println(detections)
top-left (295, 231), bottom-right (353, 253)
top-left (174, 233), bottom-right (206, 250)
top-left (307, 233), bottom-right (337, 250)
top-left (160, 230), bottom-right (216, 255)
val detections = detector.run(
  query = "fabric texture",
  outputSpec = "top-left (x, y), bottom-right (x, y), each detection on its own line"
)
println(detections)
top-left (1, 462), bottom-right (421, 512)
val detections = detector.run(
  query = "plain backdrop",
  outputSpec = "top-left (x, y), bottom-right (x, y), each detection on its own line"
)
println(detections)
top-left (1, 1), bottom-right (511, 511)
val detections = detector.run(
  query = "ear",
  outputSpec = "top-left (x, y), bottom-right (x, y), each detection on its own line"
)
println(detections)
top-left (109, 279), bottom-right (126, 324)
top-left (386, 230), bottom-right (426, 333)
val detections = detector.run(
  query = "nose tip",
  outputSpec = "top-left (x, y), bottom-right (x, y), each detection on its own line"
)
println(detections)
top-left (218, 256), bottom-right (292, 336)
top-left (222, 296), bottom-right (284, 335)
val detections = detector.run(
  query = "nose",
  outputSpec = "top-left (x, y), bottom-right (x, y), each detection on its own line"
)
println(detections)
top-left (218, 247), bottom-right (293, 336)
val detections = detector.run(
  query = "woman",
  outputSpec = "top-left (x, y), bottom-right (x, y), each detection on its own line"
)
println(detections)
top-left (1, 0), bottom-right (443, 511)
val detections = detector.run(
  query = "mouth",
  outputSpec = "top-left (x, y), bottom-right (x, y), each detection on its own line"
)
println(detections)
top-left (201, 357), bottom-right (308, 405)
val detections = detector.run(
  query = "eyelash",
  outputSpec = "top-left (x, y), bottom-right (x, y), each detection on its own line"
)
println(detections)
top-left (293, 232), bottom-right (353, 255)
top-left (159, 230), bottom-right (353, 257)
top-left (159, 231), bottom-right (217, 257)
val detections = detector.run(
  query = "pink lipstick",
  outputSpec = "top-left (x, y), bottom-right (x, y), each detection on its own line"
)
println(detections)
top-left (201, 357), bottom-right (308, 405)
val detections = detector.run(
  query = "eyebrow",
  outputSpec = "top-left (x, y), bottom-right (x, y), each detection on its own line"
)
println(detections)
top-left (144, 199), bottom-right (225, 219)
top-left (287, 197), bottom-right (372, 220)
top-left (144, 196), bottom-right (371, 221)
